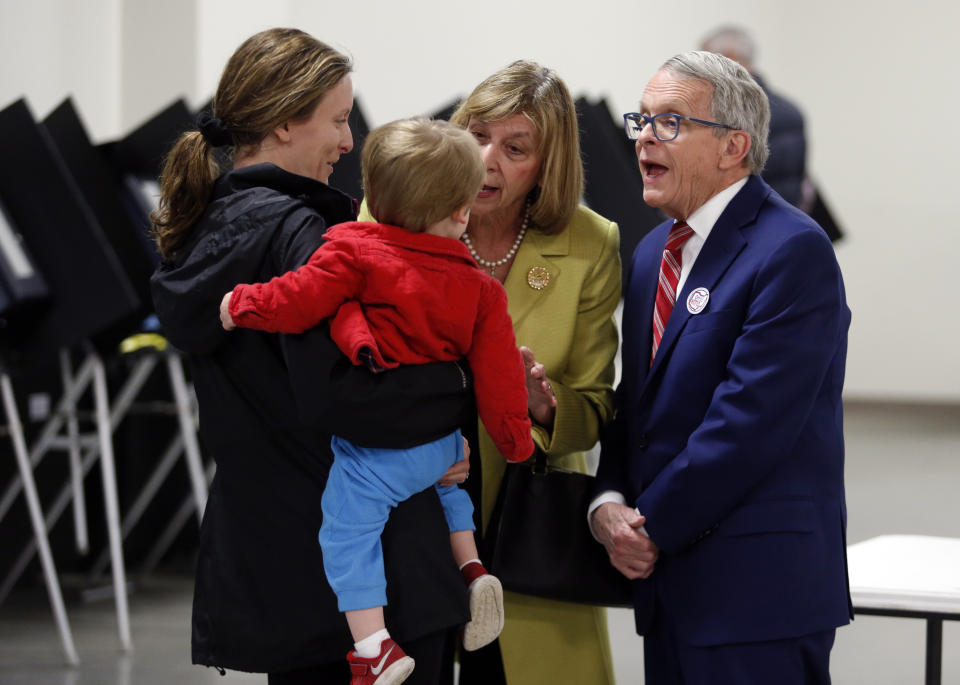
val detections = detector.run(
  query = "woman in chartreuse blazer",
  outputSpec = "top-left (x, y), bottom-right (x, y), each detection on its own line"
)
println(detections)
top-left (358, 61), bottom-right (620, 685)
top-left (471, 204), bottom-right (620, 685)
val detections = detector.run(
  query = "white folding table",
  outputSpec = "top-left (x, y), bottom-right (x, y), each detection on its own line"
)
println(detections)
top-left (847, 535), bottom-right (960, 685)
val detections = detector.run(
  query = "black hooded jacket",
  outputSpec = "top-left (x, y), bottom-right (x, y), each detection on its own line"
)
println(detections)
top-left (150, 164), bottom-right (471, 673)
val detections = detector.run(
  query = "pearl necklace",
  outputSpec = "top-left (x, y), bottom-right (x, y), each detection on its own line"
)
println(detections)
top-left (462, 207), bottom-right (530, 276)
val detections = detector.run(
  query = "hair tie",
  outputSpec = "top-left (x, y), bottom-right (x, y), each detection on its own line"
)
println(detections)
top-left (196, 111), bottom-right (233, 147)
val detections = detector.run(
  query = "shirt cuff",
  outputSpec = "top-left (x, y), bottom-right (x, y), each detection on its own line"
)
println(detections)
top-left (587, 492), bottom-right (650, 541)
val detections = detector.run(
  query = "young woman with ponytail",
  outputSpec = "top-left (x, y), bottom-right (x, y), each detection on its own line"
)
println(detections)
top-left (150, 28), bottom-right (472, 684)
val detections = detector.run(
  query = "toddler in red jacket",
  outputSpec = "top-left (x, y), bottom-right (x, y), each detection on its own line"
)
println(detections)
top-left (219, 118), bottom-right (534, 685)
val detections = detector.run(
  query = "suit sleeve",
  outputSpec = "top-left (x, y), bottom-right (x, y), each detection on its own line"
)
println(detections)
top-left (469, 279), bottom-right (534, 462)
top-left (536, 219), bottom-right (621, 457)
top-left (229, 236), bottom-right (362, 333)
top-left (594, 225), bottom-right (658, 495)
top-left (637, 228), bottom-right (848, 554)
top-left (594, 382), bottom-right (630, 496)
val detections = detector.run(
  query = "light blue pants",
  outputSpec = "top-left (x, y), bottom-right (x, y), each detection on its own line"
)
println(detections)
top-left (318, 429), bottom-right (474, 612)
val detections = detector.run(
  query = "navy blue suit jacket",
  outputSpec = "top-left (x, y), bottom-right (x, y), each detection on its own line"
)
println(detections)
top-left (597, 175), bottom-right (853, 646)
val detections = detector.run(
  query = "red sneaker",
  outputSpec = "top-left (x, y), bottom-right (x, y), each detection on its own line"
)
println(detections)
top-left (460, 562), bottom-right (504, 651)
top-left (347, 638), bottom-right (415, 685)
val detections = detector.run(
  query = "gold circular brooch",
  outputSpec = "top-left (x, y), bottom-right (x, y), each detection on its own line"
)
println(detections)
top-left (527, 266), bottom-right (551, 290)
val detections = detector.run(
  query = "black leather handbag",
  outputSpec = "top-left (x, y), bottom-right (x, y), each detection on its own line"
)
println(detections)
top-left (482, 449), bottom-right (633, 607)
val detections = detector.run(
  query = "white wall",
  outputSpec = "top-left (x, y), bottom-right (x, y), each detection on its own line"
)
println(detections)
top-left (0, 0), bottom-right (122, 140)
top-left (195, 0), bottom-right (294, 104)
top-left (120, 0), bottom-right (197, 130)
top-left (1, 0), bottom-right (957, 401)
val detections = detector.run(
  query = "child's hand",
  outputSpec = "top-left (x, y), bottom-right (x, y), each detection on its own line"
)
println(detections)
top-left (437, 439), bottom-right (470, 487)
top-left (220, 291), bottom-right (236, 330)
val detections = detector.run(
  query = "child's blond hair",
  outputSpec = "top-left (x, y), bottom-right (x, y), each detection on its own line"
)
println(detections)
top-left (361, 118), bottom-right (485, 232)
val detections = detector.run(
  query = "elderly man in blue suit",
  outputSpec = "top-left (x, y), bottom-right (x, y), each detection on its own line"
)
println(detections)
top-left (591, 51), bottom-right (852, 684)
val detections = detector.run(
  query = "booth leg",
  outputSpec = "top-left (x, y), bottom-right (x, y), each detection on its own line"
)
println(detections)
top-left (2, 372), bottom-right (80, 666)
top-left (165, 353), bottom-right (207, 522)
top-left (91, 355), bottom-right (132, 652)
top-left (59, 349), bottom-right (89, 555)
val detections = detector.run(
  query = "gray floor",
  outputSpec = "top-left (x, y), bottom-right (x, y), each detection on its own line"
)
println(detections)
top-left (1, 400), bottom-right (958, 684)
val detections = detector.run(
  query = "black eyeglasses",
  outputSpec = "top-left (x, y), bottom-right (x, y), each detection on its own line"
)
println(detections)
top-left (623, 112), bottom-right (736, 142)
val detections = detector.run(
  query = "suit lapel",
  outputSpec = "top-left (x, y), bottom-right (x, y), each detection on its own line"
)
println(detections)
top-left (639, 176), bottom-right (768, 397)
top-left (624, 222), bottom-right (669, 398)
top-left (503, 228), bottom-right (568, 329)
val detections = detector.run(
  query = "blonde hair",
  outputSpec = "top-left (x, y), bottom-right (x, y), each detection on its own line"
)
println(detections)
top-left (450, 60), bottom-right (582, 234)
top-left (151, 28), bottom-right (352, 258)
top-left (362, 118), bottom-right (484, 233)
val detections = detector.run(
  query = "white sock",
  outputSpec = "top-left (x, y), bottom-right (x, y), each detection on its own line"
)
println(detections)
top-left (459, 558), bottom-right (481, 570)
top-left (354, 628), bottom-right (390, 658)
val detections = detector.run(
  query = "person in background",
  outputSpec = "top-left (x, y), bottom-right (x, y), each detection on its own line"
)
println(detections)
top-left (700, 25), bottom-right (809, 209)
top-left (150, 28), bottom-right (474, 685)
top-left (220, 117), bottom-right (537, 684)
top-left (593, 50), bottom-right (852, 683)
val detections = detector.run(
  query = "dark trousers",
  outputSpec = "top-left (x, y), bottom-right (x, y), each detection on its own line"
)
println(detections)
top-left (444, 635), bottom-right (506, 685)
top-left (644, 608), bottom-right (836, 685)
top-left (268, 628), bottom-right (453, 685)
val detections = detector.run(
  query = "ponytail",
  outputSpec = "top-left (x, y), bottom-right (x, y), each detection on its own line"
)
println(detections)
top-left (151, 131), bottom-right (221, 259)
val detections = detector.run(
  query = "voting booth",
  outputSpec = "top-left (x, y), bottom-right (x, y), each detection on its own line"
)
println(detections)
top-left (0, 98), bottom-right (209, 665)
top-left (0, 97), bottom-right (141, 662)
top-left (44, 98), bottom-right (158, 322)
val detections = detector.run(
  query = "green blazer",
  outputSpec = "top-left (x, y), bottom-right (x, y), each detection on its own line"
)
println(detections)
top-left (476, 205), bottom-right (621, 685)
top-left (475, 204), bottom-right (621, 526)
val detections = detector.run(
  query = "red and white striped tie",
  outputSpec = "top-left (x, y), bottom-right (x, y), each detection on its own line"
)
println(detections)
top-left (651, 221), bottom-right (694, 366)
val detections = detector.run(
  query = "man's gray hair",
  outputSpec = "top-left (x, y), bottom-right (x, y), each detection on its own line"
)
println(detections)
top-left (661, 50), bottom-right (770, 174)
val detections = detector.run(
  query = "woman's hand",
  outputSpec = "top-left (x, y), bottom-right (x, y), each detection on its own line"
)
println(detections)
top-left (437, 436), bottom-right (471, 486)
top-left (520, 346), bottom-right (557, 429)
